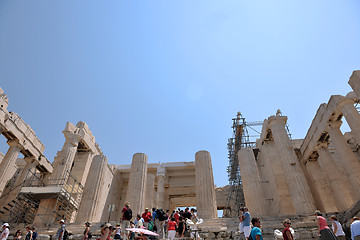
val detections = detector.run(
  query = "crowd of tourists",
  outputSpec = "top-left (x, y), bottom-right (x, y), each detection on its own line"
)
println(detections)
top-left (238, 207), bottom-right (360, 240)
top-left (0, 223), bottom-right (38, 240)
top-left (75, 202), bottom-right (200, 240)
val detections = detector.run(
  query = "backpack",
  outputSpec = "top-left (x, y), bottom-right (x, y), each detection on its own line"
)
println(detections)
top-left (124, 208), bottom-right (132, 220)
top-left (87, 232), bottom-right (92, 239)
top-left (63, 230), bottom-right (69, 240)
top-left (156, 209), bottom-right (168, 221)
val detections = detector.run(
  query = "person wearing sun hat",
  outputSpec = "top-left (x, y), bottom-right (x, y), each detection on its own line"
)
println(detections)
top-left (0, 223), bottom-right (10, 240)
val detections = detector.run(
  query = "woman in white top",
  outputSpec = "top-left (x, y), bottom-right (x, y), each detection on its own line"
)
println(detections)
top-left (330, 215), bottom-right (345, 240)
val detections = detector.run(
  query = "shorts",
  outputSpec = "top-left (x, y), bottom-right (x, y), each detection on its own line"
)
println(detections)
top-left (243, 226), bottom-right (251, 238)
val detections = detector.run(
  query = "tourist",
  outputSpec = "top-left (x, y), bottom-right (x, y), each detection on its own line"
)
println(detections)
top-left (167, 217), bottom-right (177, 240)
top-left (182, 207), bottom-right (192, 220)
top-left (190, 208), bottom-right (197, 221)
top-left (351, 217), bottom-right (360, 240)
top-left (152, 208), bottom-right (165, 239)
top-left (25, 226), bottom-right (33, 240)
top-left (242, 207), bottom-right (251, 240)
top-left (128, 222), bottom-right (135, 240)
top-left (14, 230), bottom-right (22, 240)
top-left (282, 219), bottom-right (294, 240)
top-left (239, 207), bottom-right (245, 240)
top-left (107, 226), bottom-right (115, 240)
top-left (141, 208), bottom-right (152, 229)
top-left (174, 210), bottom-right (180, 223)
top-left (134, 214), bottom-right (144, 228)
top-left (83, 222), bottom-right (91, 240)
top-left (330, 215), bottom-right (345, 240)
top-left (0, 223), bottom-right (10, 240)
top-left (250, 218), bottom-right (263, 240)
top-left (121, 202), bottom-right (132, 240)
top-left (54, 220), bottom-right (66, 240)
top-left (114, 224), bottom-right (121, 239)
top-left (100, 223), bottom-right (111, 240)
top-left (31, 227), bottom-right (37, 240)
top-left (314, 210), bottom-right (337, 240)
top-left (177, 216), bottom-right (186, 238)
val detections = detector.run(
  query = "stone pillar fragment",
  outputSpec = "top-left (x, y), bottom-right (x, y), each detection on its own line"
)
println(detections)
top-left (76, 155), bottom-right (113, 223)
top-left (145, 173), bottom-right (156, 210)
top-left (238, 149), bottom-right (267, 216)
top-left (195, 150), bottom-right (218, 219)
top-left (0, 140), bottom-right (21, 194)
top-left (125, 153), bottom-right (148, 216)
top-left (328, 121), bottom-right (360, 198)
top-left (317, 146), bottom-right (354, 211)
top-left (348, 70), bottom-right (360, 98)
top-left (268, 116), bottom-right (316, 214)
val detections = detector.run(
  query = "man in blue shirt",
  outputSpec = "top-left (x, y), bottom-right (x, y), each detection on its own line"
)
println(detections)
top-left (250, 218), bottom-right (263, 240)
top-left (351, 217), bottom-right (360, 240)
top-left (242, 207), bottom-right (251, 239)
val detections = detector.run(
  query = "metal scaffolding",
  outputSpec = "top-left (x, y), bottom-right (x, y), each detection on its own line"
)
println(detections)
top-left (223, 112), bottom-right (262, 218)
top-left (0, 169), bottom-right (83, 226)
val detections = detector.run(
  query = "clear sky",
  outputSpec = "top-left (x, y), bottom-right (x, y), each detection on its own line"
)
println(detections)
top-left (0, 0), bottom-right (359, 187)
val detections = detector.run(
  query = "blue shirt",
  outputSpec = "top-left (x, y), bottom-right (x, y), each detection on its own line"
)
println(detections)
top-left (351, 220), bottom-right (360, 240)
top-left (250, 227), bottom-right (263, 240)
top-left (152, 211), bottom-right (158, 222)
top-left (243, 212), bottom-right (251, 226)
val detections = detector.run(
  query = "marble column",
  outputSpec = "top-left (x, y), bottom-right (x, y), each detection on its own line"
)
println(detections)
top-left (76, 155), bottom-right (113, 223)
top-left (260, 142), bottom-right (295, 215)
top-left (328, 121), bottom-right (360, 198)
top-left (125, 153), bottom-right (148, 216)
top-left (50, 130), bottom-right (79, 184)
top-left (15, 157), bottom-right (37, 186)
top-left (70, 151), bottom-right (94, 186)
top-left (317, 145), bottom-right (354, 211)
top-left (268, 116), bottom-right (316, 214)
top-left (341, 100), bottom-right (360, 145)
top-left (195, 151), bottom-right (217, 219)
top-left (305, 159), bottom-right (338, 212)
top-left (0, 140), bottom-right (22, 195)
top-left (348, 70), bottom-right (360, 98)
top-left (156, 175), bottom-right (165, 210)
top-left (145, 173), bottom-right (156, 209)
top-left (238, 148), bottom-right (267, 216)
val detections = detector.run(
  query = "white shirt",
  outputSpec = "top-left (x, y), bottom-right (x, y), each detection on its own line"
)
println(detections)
top-left (351, 220), bottom-right (360, 240)
top-left (0, 228), bottom-right (9, 240)
top-left (332, 220), bottom-right (345, 236)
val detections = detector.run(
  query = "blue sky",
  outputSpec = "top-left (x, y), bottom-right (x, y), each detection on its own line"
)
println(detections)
top-left (0, 0), bottom-right (359, 187)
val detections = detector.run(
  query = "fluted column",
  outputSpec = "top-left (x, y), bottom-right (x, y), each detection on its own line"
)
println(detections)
top-left (76, 155), bottom-right (113, 222)
top-left (341, 100), bottom-right (360, 145)
top-left (317, 145), bottom-right (354, 210)
top-left (260, 142), bottom-right (295, 215)
top-left (195, 150), bottom-right (218, 219)
top-left (50, 130), bottom-right (79, 184)
top-left (0, 140), bottom-right (21, 194)
top-left (126, 153), bottom-right (148, 216)
top-left (238, 149), bottom-right (267, 216)
top-left (328, 121), bottom-right (360, 198)
top-left (268, 116), bottom-right (316, 214)
top-left (145, 173), bottom-right (156, 209)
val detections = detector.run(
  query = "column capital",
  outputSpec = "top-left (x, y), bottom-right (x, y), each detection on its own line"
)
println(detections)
top-left (267, 116), bottom-right (287, 127)
top-left (157, 164), bottom-right (165, 176)
top-left (63, 132), bottom-right (80, 147)
top-left (7, 139), bottom-right (22, 149)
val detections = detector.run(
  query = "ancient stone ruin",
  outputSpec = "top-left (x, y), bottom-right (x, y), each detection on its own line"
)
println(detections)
top-left (0, 70), bottom-right (360, 240)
